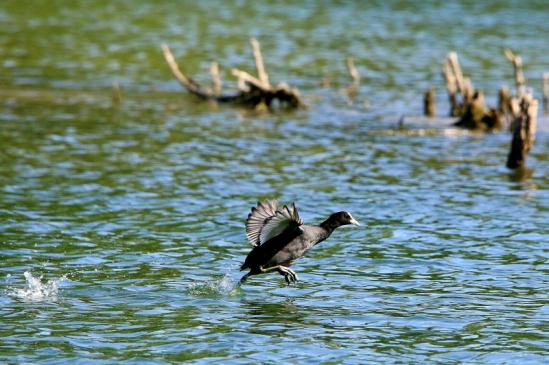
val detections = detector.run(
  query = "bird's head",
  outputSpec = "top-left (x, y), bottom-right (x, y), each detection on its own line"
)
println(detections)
top-left (323, 211), bottom-right (360, 230)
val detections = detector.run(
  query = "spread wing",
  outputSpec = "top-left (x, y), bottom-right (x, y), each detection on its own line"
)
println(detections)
top-left (245, 201), bottom-right (303, 247)
top-left (246, 200), bottom-right (278, 246)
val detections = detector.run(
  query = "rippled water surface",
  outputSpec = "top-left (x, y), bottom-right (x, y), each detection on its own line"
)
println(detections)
top-left (1, 1), bottom-right (548, 364)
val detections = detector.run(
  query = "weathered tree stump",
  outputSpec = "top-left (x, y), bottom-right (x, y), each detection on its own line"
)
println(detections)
top-left (161, 38), bottom-right (304, 110)
top-left (423, 87), bottom-right (436, 117)
top-left (442, 52), bottom-right (501, 131)
top-left (500, 48), bottom-right (536, 169)
top-left (506, 93), bottom-right (538, 169)
top-left (503, 48), bottom-right (537, 136)
top-left (497, 86), bottom-right (510, 116)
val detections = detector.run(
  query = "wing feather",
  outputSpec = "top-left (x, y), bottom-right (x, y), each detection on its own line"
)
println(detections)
top-left (245, 201), bottom-right (304, 247)
top-left (259, 202), bottom-right (303, 245)
top-left (246, 200), bottom-right (278, 246)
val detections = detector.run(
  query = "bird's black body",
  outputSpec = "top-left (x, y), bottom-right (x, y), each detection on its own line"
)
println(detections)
top-left (240, 201), bottom-right (359, 285)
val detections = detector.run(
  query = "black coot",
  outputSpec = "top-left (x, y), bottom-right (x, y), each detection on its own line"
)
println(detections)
top-left (240, 200), bottom-right (360, 285)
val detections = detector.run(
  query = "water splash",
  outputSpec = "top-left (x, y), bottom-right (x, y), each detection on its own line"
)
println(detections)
top-left (187, 273), bottom-right (240, 296)
top-left (9, 271), bottom-right (67, 302)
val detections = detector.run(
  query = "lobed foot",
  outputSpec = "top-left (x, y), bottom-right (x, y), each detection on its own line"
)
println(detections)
top-left (259, 265), bottom-right (299, 285)
top-left (279, 266), bottom-right (298, 285)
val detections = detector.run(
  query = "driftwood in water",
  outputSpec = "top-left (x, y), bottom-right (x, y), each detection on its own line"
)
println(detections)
top-left (506, 93), bottom-right (538, 169)
top-left (161, 39), bottom-right (304, 109)
top-left (345, 57), bottom-right (360, 99)
top-left (442, 52), bottom-right (502, 131)
top-left (423, 87), bottom-right (436, 117)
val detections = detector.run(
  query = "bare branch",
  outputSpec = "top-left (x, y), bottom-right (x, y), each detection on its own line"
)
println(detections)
top-left (209, 62), bottom-right (222, 96)
top-left (161, 40), bottom-right (303, 109)
top-left (346, 57), bottom-right (360, 87)
top-left (161, 43), bottom-right (213, 100)
top-left (250, 38), bottom-right (270, 88)
top-left (447, 52), bottom-right (465, 95)
top-left (504, 48), bottom-right (526, 95)
top-left (231, 68), bottom-right (266, 90)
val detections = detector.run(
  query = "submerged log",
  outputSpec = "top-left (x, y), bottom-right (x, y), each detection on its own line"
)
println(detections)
top-left (506, 93), bottom-right (538, 169)
top-left (161, 39), bottom-right (304, 109)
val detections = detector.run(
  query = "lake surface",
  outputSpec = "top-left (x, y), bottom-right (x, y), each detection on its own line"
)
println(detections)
top-left (1, 1), bottom-right (548, 364)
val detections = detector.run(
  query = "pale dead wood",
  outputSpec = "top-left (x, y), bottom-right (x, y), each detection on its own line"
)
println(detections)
top-left (442, 61), bottom-right (459, 116)
top-left (161, 40), bottom-right (304, 109)
top-left (346, 57), bottom-right (360, 87)
top-left (250, 38), bottom-right (270, 88)
top-left (345, 57), bottom-right (360, 100)
top-left (209, 62), bottom-right (222, 96)
top-left (497, 86), bottom-right (510, 115)
top-left (504, 48), bottom-right (526, 96)
top-left (161, 44), bottom-right (213, 100)
top-left (462, 77), bottom-right (474, 103)
top-left (447, 52), bottom-right (466, 95)
top-left (441, 52), bottom-right (503, 130)
top-left (231, 68), bottom-right (266, 90)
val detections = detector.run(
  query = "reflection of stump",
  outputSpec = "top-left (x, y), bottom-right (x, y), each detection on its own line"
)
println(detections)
top-left (161, 39), bottom-right (304, 110)
top-left (423, 87), bottom-right (436, 117)
top-left (506, 94), bottom-right (538, 169)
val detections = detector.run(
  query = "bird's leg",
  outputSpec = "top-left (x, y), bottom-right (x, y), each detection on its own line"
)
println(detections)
top-left (260, 265), bottom-right (299, 285)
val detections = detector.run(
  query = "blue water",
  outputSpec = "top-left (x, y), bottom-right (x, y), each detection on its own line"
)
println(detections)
top-left (1, 1), bottom-right (548, 364)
